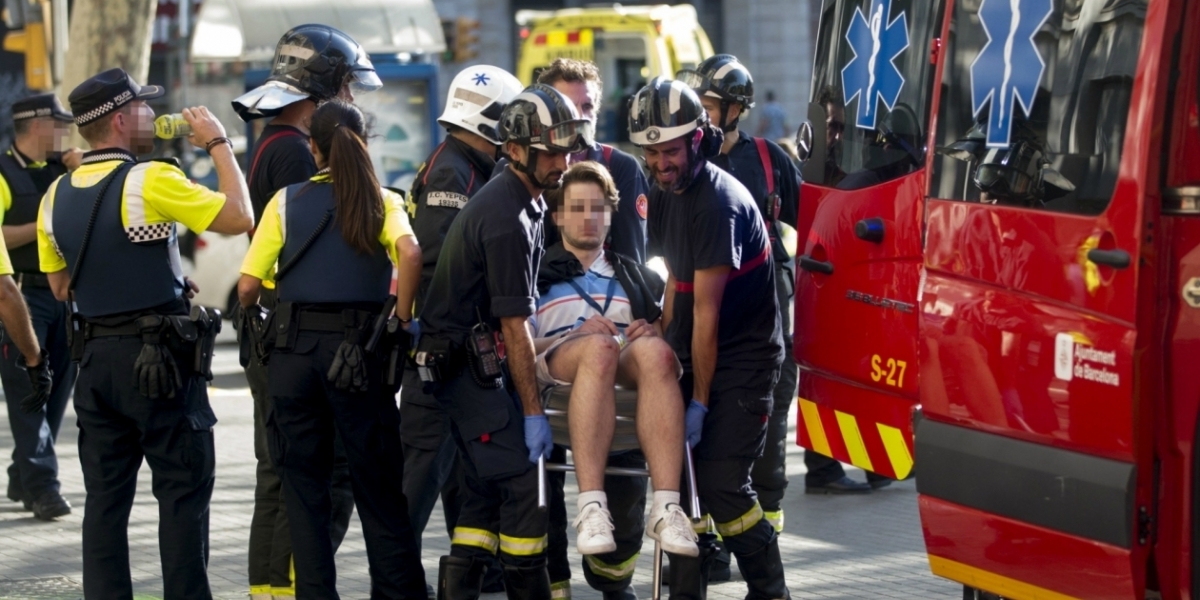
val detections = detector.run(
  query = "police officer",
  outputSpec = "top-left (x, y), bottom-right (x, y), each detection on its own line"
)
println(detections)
top-left (237, 99), bottom-right (426, 599)
top-left (37, 68), bottom-right (253, 599)
top-left (232, 24), bottom-right (379, 598)
top-left (529, 57), bottom-right (653, 600)
top-left (631, 77), bottom-right (790, 599)
top-left (0, 93), bottom-right (79, 520)
top-left (420, 84), bottom-right (591, 600)
top-left (401, 64), bottom-right (522, 595)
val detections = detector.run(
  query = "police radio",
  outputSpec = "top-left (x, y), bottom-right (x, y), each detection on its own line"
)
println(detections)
top-left (467, 318), bottom-right (503, 389)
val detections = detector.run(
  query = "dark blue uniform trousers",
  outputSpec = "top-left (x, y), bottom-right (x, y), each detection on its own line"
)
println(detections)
top-left (75, 336), bottom-right (216, 600)
top-left (267, 331), bottom-right (426, 599)
top-left (1, 285), bottom-right (77, 500)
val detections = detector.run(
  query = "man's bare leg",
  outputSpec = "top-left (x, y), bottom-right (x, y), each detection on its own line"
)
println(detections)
top-left (547, 333), bottom-right (620, 491)
top-left (616, 336), bottom-right (684, 492)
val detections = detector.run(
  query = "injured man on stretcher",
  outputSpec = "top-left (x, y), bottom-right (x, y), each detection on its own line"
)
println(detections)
top-left (529, 161), bottom-right (698, 560)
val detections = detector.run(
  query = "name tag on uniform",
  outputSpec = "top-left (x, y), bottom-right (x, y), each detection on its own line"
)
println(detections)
top-left (427, 191), bottom-right (468, 210)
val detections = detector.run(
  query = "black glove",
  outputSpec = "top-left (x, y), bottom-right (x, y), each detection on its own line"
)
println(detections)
top-left (20, 349), bottom-right (52, 414)
top-left (134, 343), bottom-right (182, 400)
top-left (327, 341), bottom-right (368, 392)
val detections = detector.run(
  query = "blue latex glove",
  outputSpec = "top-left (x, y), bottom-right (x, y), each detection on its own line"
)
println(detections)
top-left (685, 399), bottom-right (708, 448)
top-left (524, 415), bottom-right (553, 463)
top-left (404, 318), bottom-right (422, 348)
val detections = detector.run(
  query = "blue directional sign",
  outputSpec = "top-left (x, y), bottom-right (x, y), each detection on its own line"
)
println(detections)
top-left (970, 0), bottom-right (1053, 147)
top-left (841, 0), bottom-right (910, 131)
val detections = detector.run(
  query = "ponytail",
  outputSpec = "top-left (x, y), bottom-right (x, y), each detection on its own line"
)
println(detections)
top-left (311, 100), bottom-right (384, 255)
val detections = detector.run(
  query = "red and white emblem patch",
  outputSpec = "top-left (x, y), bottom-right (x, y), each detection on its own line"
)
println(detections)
top-left (636, 194), bottom-right (648, 220)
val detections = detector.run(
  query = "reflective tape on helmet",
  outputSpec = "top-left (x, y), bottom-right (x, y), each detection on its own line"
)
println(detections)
top-left (764, 509), bottom-right (785, 533)
top-left (715, 502), bottom-right (765, 538)
top-left (584, 552), bottom-right (640, 581)
top-left (499, 533), bottom-right (548, 556)
top-left (551, 580), bottom-right (572, 599)
top-left (452, 527), bottom-right (500, 554)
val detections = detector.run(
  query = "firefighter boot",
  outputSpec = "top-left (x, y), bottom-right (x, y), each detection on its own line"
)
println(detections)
top-left (501, 563), bottom-right (553, 600)
top-left (667, 533), bottom-right (719, 600)
top-left (734, 537), bottom-right (791, 600)
top-left (438, 555), bottom-right (485, 600)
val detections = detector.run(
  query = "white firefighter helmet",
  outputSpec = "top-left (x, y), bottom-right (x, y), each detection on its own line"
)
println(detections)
top-left (438, 66), bottom-right (524, 145)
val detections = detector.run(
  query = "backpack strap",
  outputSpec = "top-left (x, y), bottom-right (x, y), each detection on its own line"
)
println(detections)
top-left (754, 137), bottom-right (774, 196)
top-left (249, 129), bottom-right (304, 185)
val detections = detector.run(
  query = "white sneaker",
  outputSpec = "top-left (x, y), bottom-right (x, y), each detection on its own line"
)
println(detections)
top-left (573, 501), bottom-right (618, 555)
top-left (648, 503), bottom-right (699, 557)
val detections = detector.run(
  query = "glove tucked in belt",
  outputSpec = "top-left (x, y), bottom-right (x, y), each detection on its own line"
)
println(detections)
top-left (133, 316), bottom-right (183, 400)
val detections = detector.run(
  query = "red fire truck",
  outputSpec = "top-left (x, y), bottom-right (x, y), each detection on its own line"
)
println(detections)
top-left (792, 0), bottom-right (1199, 597)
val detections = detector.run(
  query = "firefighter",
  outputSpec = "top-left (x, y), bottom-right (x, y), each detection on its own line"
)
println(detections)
top-left (401, 64), bottom-right (522, 596)
top-left (232, 24), bottom-right (379, 599)
top-left (0, 93), bottom-right (79, 521)
top-left (37, 68), bottom-right (253, 599)
top-left (419, 84), bottom-right (591, 600)
top-left (531, 57), bottom-right (653, 600)
top-left (630, 77), bottom-right (790, 599)
top-left (236, 99), bottom-right (426, 599)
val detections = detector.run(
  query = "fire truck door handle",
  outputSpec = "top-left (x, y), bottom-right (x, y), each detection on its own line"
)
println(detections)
top-left (799, 255), bottom-right (834, 275)
top-left (1086, 248), bottom-right (1131, 269)
top-left (855, 218), bottom-right (885, 243)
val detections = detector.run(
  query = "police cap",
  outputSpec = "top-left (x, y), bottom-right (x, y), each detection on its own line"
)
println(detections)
top-left (68, 68), bottom-right (165, 127)
top-left (12, 93), bottom-right (73, 123)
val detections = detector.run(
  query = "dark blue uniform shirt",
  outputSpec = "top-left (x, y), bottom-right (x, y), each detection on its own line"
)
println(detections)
top-left (708, 131), bottom-right (801, 263)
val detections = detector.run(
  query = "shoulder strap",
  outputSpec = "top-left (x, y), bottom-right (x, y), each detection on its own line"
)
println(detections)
top-left (754, 137), bottom-right (774, 196)
top-left (273, 183), bottom-right (329, 283)
top-left (249, 130), bottom-right (304, 186)
top-left (68, 163), bottom-right (135, 293)
top-left (600, 144), bottom-right (614, 166)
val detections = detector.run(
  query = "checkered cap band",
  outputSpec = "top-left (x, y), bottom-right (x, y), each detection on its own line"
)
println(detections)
top-left (74, 101), bottom-right (117, 126)
top-left (12, 108), bottom-right (53, 121)
top-left (126, 223), bottom-right (172, 244)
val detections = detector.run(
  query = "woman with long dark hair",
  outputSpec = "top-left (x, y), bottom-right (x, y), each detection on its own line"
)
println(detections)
top-left (237, 100), bottom-right (425, 599)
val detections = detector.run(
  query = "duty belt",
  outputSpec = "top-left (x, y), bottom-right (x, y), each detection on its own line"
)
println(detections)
top-left (296, 309), bottom-right (374, 333)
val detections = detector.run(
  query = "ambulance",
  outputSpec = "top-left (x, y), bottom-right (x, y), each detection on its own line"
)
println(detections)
top-left (515, 4), bottom-right (713, 141)
top-left (790, 0), bottom-right (1200, 597)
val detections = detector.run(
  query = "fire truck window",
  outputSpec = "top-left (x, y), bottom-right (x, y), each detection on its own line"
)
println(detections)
top-left (807, 0), bottom-right (942, 190)
top-left (930, 0), bottom-right (1147, 215)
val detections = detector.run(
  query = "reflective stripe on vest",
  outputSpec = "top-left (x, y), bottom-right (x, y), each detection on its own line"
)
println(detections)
top-left (674, 246), bottom-right (770, 293)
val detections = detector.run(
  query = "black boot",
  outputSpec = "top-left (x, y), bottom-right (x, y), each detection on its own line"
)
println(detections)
top-left (709, 542), bottom-right (732, 582)
top-left (734, 537), bottom-right (791, 600)
top-left (438, 555), bottom-right (485, 600)
top-left (502, 563), bottom-right (552, 600)
top-left (602, 585), bottom-right (637, 600)
top-left (667, 533), bottom-right (719, 600)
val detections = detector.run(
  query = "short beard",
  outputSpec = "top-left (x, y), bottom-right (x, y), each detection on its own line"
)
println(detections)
top-left (563, 232), bottom-right (602, 251)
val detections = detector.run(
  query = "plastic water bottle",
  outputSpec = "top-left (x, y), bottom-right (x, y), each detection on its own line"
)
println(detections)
top-left (154, 114), bottom-right (192, 139)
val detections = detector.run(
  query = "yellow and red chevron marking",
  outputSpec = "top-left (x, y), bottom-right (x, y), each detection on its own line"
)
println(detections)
top-left (797, 397), bottom-right (914, 479)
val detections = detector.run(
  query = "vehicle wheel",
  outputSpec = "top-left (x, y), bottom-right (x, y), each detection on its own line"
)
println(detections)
top-left (963, 586), bottom-right (1004, 600)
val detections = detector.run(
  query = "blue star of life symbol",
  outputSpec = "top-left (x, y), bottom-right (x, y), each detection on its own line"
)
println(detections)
top-left (472, 73), bottom-right (490, 86)
top-left (970, 0), bottom-right (1053, 147)
top-left (841, 0), bottom-right (910, 131)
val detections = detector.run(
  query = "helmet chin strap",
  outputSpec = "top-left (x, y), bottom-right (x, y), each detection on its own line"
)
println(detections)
top-left (516, 146), bottom-right (552, 190)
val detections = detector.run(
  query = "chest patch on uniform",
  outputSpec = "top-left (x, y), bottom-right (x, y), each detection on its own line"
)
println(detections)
top-left (127, 222), bottom-right (172, 244)
top-left (427, 191), bottom-right (469, 210)
top-left (636, 194), bottom-right (648, 220)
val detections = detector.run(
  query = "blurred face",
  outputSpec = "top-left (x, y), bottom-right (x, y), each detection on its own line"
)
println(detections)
top-left (25, 118), bottom-right (71, 155)
top-left (120, 101), bottom-right (156, 154)
top-left (557, 181), bottom-right (611, 251)
top-left (552, 79), bottom-right (600, 125)
top-left (699, 96), bottom-right (740, 130)
top-left (642, 136), bottom-right (691, 192)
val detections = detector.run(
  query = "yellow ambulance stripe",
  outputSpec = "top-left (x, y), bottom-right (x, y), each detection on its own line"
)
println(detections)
top-left (834, 410), bottom-right (873, 472)
top-left (928, 555), bottom-right (1080, 600)
top-left (798, 398), bottom-right (832, 456)
top-left (547, 30), bottom-right (568, 46)
top-left (877, 423), bottom-right (914, 479)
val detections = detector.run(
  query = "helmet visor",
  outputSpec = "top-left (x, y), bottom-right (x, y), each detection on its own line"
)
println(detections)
top-left (543, 119), bottom-right (594, 154)
top-left (675, 69), bottom-right (706, 90)
top-left (348, 69), bottom-right (383, 93)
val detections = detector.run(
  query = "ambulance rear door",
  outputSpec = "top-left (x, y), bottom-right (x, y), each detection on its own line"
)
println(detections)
top-left (791, 0), bottom-right (943, 481)
top-left (915, 1), bottom-right (1159, 597)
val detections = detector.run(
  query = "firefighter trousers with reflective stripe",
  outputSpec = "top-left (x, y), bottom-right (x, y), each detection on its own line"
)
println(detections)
top-left (686, 366), bottom-right (781, 557)
top-left (436, 372), bottom-right (548, 569)
top-left (267, 332), bottom-right (426, 599)
top-left (546, 447), bottom-right (647, 591)
top-left (75, 337), bottom-right (216, 600)
top-left (750, 266), bottom-right (797, 520)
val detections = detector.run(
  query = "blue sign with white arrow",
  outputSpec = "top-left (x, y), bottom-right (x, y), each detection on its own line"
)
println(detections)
top-left (970, 0), bottom-right (1053, 147)
top-left (841, 0), bottom-right (910, 131)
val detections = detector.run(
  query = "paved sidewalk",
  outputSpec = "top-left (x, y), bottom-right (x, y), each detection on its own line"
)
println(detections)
top-left (0, 343), bottom-right (960, 599)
